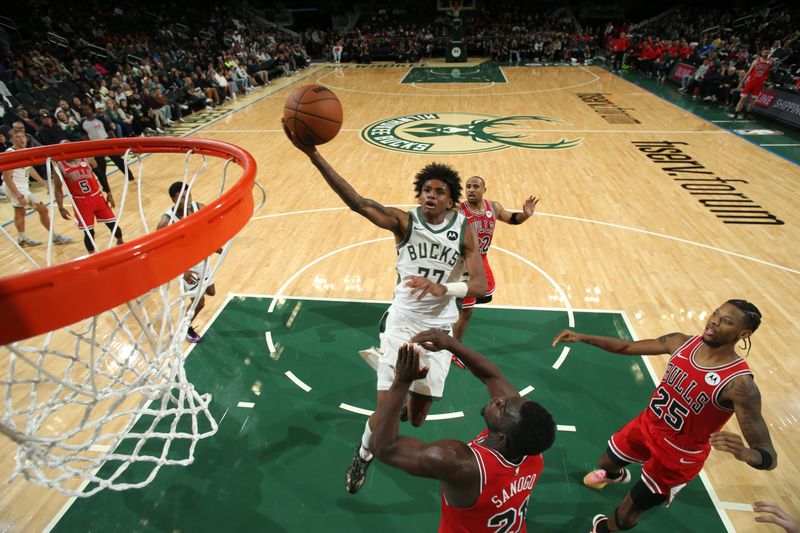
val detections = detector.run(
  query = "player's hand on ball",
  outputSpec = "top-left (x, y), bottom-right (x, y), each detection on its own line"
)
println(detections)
top-left (753, 501), bottom-right (800, 533)
top-left (710, 431), bottom-right (750, 462)
top-left (281, 118), bottom-right (317, 156)
top-left (404, 275), bottom-right (446, 300)
top-left (395, 343), bottom-right (429, 384)
top-left (411, 329), bottom-right (453, 352)
top-left (552, 329), bottom-right (582, 347)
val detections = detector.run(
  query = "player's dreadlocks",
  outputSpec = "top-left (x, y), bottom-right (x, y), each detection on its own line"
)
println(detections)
top-left (413, 163), bottom-right (462, 206)
top-left (727, 299), bottom-right (762, 357)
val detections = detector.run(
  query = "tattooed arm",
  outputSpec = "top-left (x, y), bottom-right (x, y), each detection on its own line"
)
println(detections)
top-left (711, 375), bottom-right (777, 470)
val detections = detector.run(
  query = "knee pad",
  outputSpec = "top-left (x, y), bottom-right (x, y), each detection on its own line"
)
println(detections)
top-left (630, 479), bottom-right (667, 511)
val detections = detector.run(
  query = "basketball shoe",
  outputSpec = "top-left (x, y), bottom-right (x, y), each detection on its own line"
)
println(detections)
top-left (345, 445), bottom-right (373, 494)
top-left (591, 514), bottom-right (609, 533)
top-left (18, 236), bottom-right (42, 247)
top-left (186, 326), bottom-right (202, 343)
top-left (583, 467), bottom-right (631, 490)
top-left (358, 346), bottom-right (382, 370)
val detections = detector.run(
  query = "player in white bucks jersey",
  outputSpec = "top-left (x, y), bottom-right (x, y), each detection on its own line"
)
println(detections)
top-left (283, 120), bottom-right (487, 496)
top-left (156, 182), bottom-right (221, 343)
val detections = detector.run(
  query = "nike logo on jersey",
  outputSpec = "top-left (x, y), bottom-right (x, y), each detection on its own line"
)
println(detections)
top-left (679, 458), bottom-right (695, 464)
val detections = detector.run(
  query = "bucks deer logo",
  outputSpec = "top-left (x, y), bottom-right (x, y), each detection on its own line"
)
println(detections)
top-left (361, 113), bottom-right (582, 154)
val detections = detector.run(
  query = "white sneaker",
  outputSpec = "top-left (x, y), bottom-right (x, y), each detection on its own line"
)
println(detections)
top-left (18, 236), bottom-right (42, 247)
top-left (52, 234), bottom-right (73, 245)
top-left (156, 127), bottom-right (165, 134)
top-left (358, 347), bottom-right (383, 370)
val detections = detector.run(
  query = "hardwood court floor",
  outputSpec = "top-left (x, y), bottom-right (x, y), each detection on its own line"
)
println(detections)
top-left (1, 63), bottom-right (798, 532)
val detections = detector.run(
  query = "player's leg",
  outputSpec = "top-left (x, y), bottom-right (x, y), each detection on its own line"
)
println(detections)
top-left (83, 228), bottom-right (96, 253)
top-left (103, 222), bottom-right (123, 245)
top-left (452, 301), bottom-right (474, 342)
top-left (346, 389), bottom-right (387, 494)
top-left (406, 391), bottom-right (433, 427)
top-left (13, 206), bottom-right (39, 246)
top-left (33, 200), bottom-right (72, 244)
top-left (592, 487), bottom-right (665, 532)
top-left (585, 415), bottom-right (648, 489)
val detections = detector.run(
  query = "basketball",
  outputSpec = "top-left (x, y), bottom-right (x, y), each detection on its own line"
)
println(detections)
top-left (283, 84), bottom-right (343, 145)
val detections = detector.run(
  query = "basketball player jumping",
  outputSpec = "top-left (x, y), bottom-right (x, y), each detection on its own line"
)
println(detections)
top-left (730, 48), bottom-right (773, 120)
top-left (283, 120), bottom-right (487, 495)
top-left (55, 156), bottom-right (124, 253)
top-left (370, 330), bottom-right (555, 532)
top-left (552, 299), bottom-right (777, 533)
top-left (453, 175), bottom-right (539, 344)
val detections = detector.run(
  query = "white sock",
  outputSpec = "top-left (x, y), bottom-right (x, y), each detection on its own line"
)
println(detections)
top-left (359, 420), bottom-right (373, 461)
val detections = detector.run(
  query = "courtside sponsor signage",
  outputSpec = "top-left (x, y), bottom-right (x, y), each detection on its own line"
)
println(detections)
top-left (361, 113), bottom-right (582, 154)
top-left (751, 87), bottom-right (800, 128)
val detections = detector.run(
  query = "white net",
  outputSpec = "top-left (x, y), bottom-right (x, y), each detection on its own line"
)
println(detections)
top-left (0, 142), bottom-right (259, 496)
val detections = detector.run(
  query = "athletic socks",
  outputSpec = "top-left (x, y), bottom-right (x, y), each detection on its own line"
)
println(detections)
top-left (605, 469), bottom-right (625, 481)
top-left (359, 420), bottom-right (373, 461)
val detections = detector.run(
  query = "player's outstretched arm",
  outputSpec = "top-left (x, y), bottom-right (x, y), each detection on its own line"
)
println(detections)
top-left (492, 196), bottom-right (539, 225)
top-left (282, 118), bottom-right (407, 236)
top-left (370, 344), bottom-right (477, 485)
top-left (411, 329), bottom-right (518, 399)
top-left (711, 376), bottom-right (777, 470)
top-left (551, 330), bottom-right (689, 356)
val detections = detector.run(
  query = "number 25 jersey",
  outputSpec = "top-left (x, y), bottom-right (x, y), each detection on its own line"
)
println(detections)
top-left (644, 335), bottom-right (752, 453)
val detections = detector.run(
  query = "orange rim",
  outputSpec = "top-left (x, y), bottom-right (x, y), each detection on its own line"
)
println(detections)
top-left (0, 137), bottom-right (256, 345)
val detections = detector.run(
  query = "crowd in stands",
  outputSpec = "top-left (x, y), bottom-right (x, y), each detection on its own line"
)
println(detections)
top-left (0, 1), bottom-right (311, 157)
top-left (315, 3), bottom-right (601, 65)
top-left (614, 5), bottom-right (800, 112)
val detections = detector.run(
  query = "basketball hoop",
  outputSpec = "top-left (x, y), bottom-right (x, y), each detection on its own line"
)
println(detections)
top-left (0, 137), bottom-right (258, 496)
top-left (450, 0), bottom-right (462, 18)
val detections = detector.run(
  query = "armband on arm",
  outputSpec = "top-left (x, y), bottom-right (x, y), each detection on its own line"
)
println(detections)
top-left (752, 448), bottom-right (774, 470)
top-left (443, 282), bottom-right (468, 298)
top-left (510, 212), bottom-right (521, 225)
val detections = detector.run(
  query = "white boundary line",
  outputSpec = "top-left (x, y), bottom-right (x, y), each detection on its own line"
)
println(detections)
top-left (339, 403), bottom-right (373, 416)
top-left (237, 402), bottom-right (255, 408)
top-left (519, 385), bottom-right (535, 396)
top-left (759, 143), bottom-right (800, 147)
top-left (427, 412), bottom-right (465, 420)
top-left (285, 371), bottom-right (312, 392)
top-left (719, 501), bottom-right (755, 512)
top-left (619, 311), bottom-right (737, 533)
top-left (265, 331), bottom-right (276, 353)
top-left (247, 206), bottom-right (800, 276)
top-left (556, 425), bottom-right (577, 432)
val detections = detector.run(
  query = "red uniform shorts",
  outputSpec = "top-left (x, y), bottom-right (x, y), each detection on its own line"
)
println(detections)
top-left (607, 411), bottom-right (708, 505)
top-left (461, 258), bottom-right (495, 309)
top-left (742, 77), bottom-right (765, 97)
top-left (73, 194), bottom-right (115, 230)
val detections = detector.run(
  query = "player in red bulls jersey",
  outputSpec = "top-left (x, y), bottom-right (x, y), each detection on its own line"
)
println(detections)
top-left (453, 176), bottom-right (539, 344)
top-left (370, 329), bottom-right (555, 533)
top-left (731, 48), bottom-right (773, 120)
top-left (552, 299), bottom-right (777, 533)
top-left (55, 156), bottom-right (123, 253)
